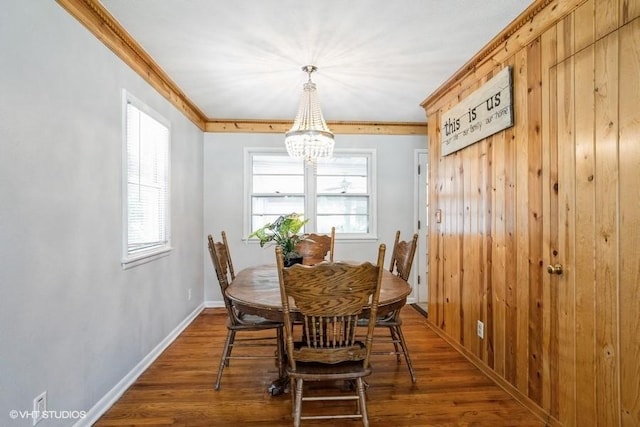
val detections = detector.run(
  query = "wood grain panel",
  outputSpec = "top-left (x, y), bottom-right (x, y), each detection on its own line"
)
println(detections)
top-left (444, 148), bottom-right (462, 340)
top-left (461, 142), bottom-right (477, 351)
top-left (482, 133), bottom-right (494, 366)
top-left (596, 0), bottom-right (620, 38)
top-left (618, 17), bottom-right (640, 427)
top-left (465, 77), bottom-right (486, 356)
top-left (454, 149), bottom-right (465, 342)
top-left (575, 0), bottom-right (596, 52)
top-left (594, 30), bottom-right (620, 427)
top-left (514, 47), bottom-right (531, 395)
top-left (547, 61), bottom-right (562, 421)
top-left (622, 0), bottom-right (640, 23)
top-left (491, 126), bottom-right (507, 378)
top-left (557, 11), bottom-right (576, 64)
top-left (573, 44), bottom-right (597, 427)
top-left (540, 25), bottom-right (558, 414)
top-left (503, 56), bottom-right (518, 387)
top-left (526, 37), bottom-right (544, 405)
top-left (555, 53), bottom-right (577, 427)
top-left (471, 139), bottom-right (482, 357)
top-left (439, 144), bottom-right (450, 330)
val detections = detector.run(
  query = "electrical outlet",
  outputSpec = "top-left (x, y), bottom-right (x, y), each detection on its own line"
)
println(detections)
top-left (477, 320), bottom-right (484, 339)
top-left (188, 288), bottom-right (192, 301)
top-left (33, 391), bottom-right (46, 426)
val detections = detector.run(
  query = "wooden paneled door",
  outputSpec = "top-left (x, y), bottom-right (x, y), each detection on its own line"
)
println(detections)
top-left (548, 18), bottom-right (640, 427)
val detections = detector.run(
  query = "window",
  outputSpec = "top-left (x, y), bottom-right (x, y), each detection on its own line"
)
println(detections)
top-left (122, 92), bottom-right (171, 268)
top-left (246, 149), bottom-right (376, 239)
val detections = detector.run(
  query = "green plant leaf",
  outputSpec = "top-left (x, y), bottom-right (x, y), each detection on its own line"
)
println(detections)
top-left (248, 213), bottom-right (308, 258)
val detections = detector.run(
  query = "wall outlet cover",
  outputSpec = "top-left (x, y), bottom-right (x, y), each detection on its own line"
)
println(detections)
top-left (33, 391), bottom-right (46, 426)
top-left (477, 320), bottom-right (484, 339)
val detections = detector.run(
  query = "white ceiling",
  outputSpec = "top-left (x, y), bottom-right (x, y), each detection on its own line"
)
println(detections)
top-left (100, 0), bottom-right (532, 123)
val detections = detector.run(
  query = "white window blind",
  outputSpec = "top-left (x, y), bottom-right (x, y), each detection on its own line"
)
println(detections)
top-left (122, 95), bottom-right (171, 267)
top-left (315, 155), bottom-right (370, 234)
top-left (246, 149), bottom-right (376, 239)
top-left (250, 154), bottom-right (305, 231)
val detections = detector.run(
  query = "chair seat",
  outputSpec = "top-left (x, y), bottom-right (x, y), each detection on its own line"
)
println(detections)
top-left (357, 312), bottom-right (400, 327)
top-left (288, 360), bottom-right (372, 380)
top-left (229, 313), bottom-right (282, 329)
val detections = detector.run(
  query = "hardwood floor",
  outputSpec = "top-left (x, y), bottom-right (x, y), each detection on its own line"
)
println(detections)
top-left (96, 306), bottom-right (547, 426)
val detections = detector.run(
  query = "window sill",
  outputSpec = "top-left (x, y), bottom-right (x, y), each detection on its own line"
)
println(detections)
top-left (121, 247), bottom-right (172, 270)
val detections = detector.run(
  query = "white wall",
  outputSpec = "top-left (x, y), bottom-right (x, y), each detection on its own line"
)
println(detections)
top-left (203, 133), bottom-right (426, 304)
top-left (0, 2), bottom-right (204, 425)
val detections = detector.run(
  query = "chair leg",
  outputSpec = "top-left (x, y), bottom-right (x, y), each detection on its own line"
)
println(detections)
top-left (393, 325), bottom-right (417, 383)
top-left (356, 378), bottom-right (369, 427)
top-left (293, 379), bottom-right (303, 427)
top-left (289, 377), bottom-right (296, 415)
top-left (276, 326), bottom-right (285, 378)
top-left (388, 326), bottom-right (402, 362)
top-left (214, 329), bottom-right (235, 390)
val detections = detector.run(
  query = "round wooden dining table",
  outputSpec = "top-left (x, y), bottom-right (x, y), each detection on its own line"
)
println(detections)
top-left (225, 263), bottom-right (412, 322)
top-left (225, 263), bottom-right (412, 395)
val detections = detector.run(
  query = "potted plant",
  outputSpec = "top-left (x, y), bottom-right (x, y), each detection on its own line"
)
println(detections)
top-left (249, 213), bottom-right (308, 266)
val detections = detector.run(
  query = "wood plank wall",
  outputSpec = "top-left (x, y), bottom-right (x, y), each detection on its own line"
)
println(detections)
top-left (422, 0), bottom-right (640, 425)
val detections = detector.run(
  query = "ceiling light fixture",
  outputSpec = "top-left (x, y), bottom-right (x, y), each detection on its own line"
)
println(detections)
top-left (285, 65), bottom-right (334, 164)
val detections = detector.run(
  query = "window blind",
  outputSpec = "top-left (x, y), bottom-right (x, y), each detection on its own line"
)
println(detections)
top-left (125, 102), bottom-right (170, 256)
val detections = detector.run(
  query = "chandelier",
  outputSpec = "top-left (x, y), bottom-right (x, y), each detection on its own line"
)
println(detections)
top-left (285, 65), bottom-right (334, 163)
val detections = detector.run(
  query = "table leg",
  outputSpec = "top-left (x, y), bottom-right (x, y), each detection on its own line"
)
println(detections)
top-left (268, 375), bottom-right (289, 396)
top-left (269, 326), bottom-right (288, 396)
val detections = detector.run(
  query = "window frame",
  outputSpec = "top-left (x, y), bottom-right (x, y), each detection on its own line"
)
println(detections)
top-left (121, 90), bottom-right (172, 269)
top-left (244, 147), bottom-right (377, 241)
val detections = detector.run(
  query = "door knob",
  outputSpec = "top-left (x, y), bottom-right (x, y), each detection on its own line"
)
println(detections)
top-left (546, 264), bottom-right (563, 275)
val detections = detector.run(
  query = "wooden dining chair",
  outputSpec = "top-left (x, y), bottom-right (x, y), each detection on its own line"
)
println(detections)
top-left (295, 226), bottom-right (335, 265)
top-left (361, 230), bottom-right (419, 383)
top-left (276, 244), bottom-right (386, 427)
top-left (207, 232), bottom-right (284, 391)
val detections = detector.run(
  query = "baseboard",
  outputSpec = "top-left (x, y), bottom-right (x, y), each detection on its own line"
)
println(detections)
top-left (74, 303), bottom-right (205, 427)
top-left (409, 303), bottom-right (428, 318)
top-left (204, 300), bottom-right (224, 308)
top-left (424, 320), bottom-right (559, 427)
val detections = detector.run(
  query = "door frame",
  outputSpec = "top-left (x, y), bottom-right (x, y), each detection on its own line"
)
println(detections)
top-left (413, 148), bottom-right (429, 310)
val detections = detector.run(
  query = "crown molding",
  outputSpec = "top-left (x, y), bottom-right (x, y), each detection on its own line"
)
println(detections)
top-left (205, 120), bottom-right (427, 135)
top-left (57, 0), bottom-right (427, 135)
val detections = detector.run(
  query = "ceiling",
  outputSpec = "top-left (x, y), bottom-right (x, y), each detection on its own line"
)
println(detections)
top-left (99, 0), bottom-right (533, 124)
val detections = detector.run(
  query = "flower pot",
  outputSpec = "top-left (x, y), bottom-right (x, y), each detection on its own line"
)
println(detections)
top-left (284, 256), bottom-right (303, 267)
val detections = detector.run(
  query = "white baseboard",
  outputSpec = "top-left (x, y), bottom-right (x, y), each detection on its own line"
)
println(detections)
top-left (204, 300), bottom-right (224, 308)
top-left (74, 303), bottom-right (205, 427)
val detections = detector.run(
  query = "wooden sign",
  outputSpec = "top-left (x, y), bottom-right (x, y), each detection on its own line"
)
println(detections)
top-left (440, 67), bottom-right (513, 156)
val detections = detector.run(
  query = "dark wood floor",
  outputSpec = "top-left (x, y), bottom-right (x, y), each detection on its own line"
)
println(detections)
top-left (96, 306), bottom-right (547, 426)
